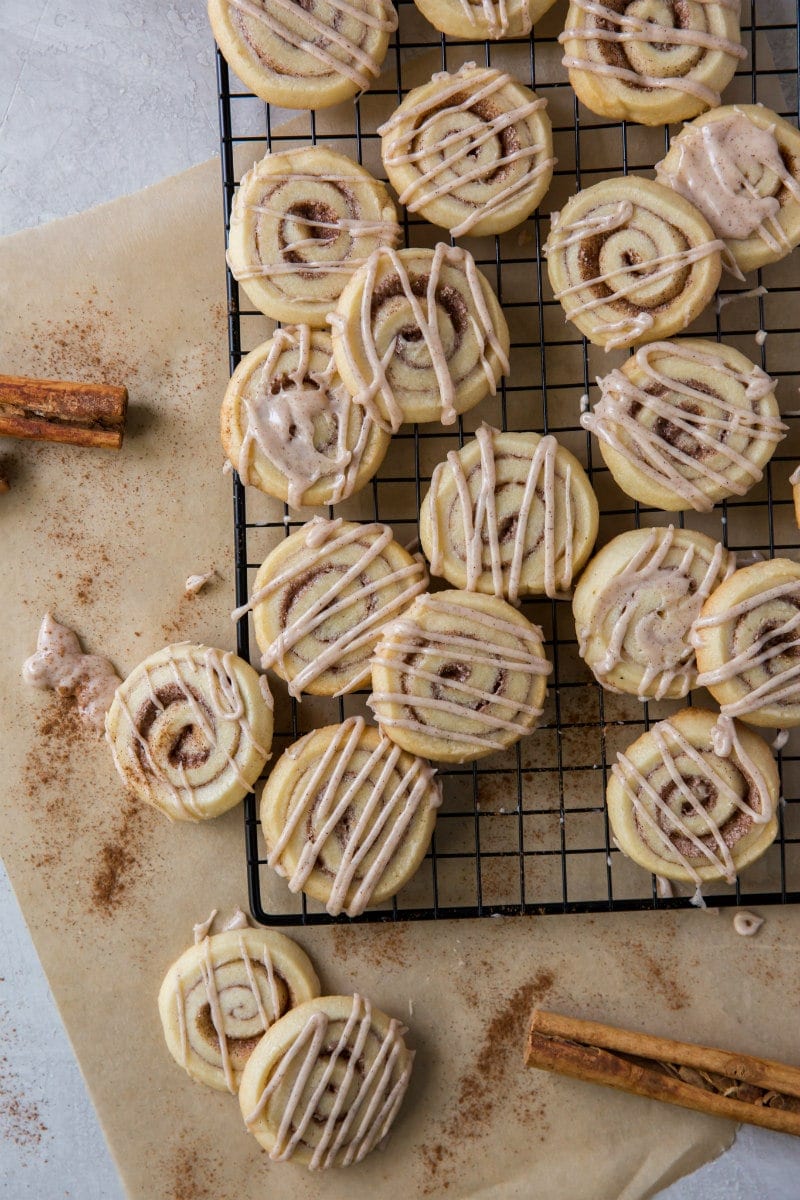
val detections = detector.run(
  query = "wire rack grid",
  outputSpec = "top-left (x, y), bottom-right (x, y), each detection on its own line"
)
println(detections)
top-left (214, 0), bottom-right (800, 926)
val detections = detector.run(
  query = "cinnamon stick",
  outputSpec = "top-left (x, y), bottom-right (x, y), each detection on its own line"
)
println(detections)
top-left (0, 374), bottom-right (128, 449)
top-left (525, 1009), bottom-right (800, 1136)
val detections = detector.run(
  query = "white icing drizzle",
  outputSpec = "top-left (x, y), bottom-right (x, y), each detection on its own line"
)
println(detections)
top-left (328, 244), bottom-right (510, 434)
top-left (790, 465), bottom-right (800, 486)
top-left (452, 0), bottom-right (530, 38)
top-left (269, 716), bottom-right (440, 917)
top-left (581, 341), bottom-right (784, 511)
top-left (733, 910), bottom-right (764, 936)
top-left (224, 906), bottom-right (251, 930)
top-left (756, 329), bottom-right (768, 346)
top-left (378, 66), bottom-right (554, 238)
top-left (235, 521), bottom-right (428, 698)
top-left (225, 0), bottom-right (397, 91)
top-left (773, 729), bottom-right (789, 751)
top-left (427, 424), bottom-right (579, 602)
top-left (655, 875), bottom-right (674, 899)
top-left (244, 993), bottom-right (413, 1169)
top-left (185, 569), bottom-right (216, 597)
top-left (560, 1), bottom-right (746, 108)
top-left (577, 527), bottom-right (732, 701)
top-left (717, 284), bottom-right (768, 312)
top-left (194, 909), bottom-right (219, 943)
top-left (613, 716), bottom-right (774, 886)
top-left (23, 613), bottom-right (122, 732)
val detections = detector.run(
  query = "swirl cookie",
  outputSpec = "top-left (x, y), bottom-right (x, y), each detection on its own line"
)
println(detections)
top-left (329, 244), bottom-right (510, 432)
top-left (414, 0), bottom-right (557, 39)
top-left (420, 425), bottom-right (598, 602)
top-left (608, 709), bottom-right (779, 886)
top-left (261, 716), bottom-right (441, 916)
top-left (106, 644), bottom-right (273, 822)
top-left (559, 0), bottom-right (745, 127)
top-left (244, 518), bottom-right (428, 698)
top-left (220, 327), bottom-right (390, 507)
top-left (379, 65), bottom-right (554, 238)
top-left (370, 590), bottom-right (551, 763)
top-left (227, 148), bottom-right (400, 327)
top-left (656, 105), bottom-right (800, 274)
top-left (693, 559), bottom-right (800, 733)
top-left (208, 0), bottom-right (397, 110)
top-left (545, 177), bottom-right (723, 350)
top-left (573, 526), bottom-right (734, 702)
top-left (582, 339), bottom-right (785, 512)
top-left (158, 916), bottom-right (320, 1092)
top-left (239, 993), bottom-right (414, 1168)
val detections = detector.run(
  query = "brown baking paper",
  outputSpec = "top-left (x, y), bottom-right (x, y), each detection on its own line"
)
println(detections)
top-left (2, 146), bottom-right (800, 1199)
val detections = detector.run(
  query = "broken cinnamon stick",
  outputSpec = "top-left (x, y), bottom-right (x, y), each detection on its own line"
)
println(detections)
top-left (525, 1009), bottom-right (800, 1136)
top-left (0, 374), bottom-right (128, 449)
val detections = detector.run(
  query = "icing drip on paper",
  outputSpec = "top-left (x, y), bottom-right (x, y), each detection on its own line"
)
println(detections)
top-left (581, 340), bottom-right (784, 511)
top-left (269, 716), bottom-right (441, 917)
top-left (733, 910), bottom-right (764, 936)
top-left (23, 613), bottom-right (122, 731)
top-left (185, 569), bottom-right (216, 596)
top-left (244, 993), bottom-right (413, 1169)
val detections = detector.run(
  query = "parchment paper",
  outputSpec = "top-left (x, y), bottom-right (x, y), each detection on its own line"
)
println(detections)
top-left (2, 158), bottom-right (800, 1200)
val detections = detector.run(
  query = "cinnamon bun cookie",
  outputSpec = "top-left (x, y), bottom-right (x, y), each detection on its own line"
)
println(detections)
top-left (656, 105), bottom-right (800, 274)
top-left (369, 590), bottom-right (551, 763)
top-left (208, 0), bottom-right (397, 110)
top-left (239, 993), bottom-right (414, 1168)
top-left (420, 425), bottom-right (599, 602)
top-left (559, 0), bottom-right (745, 127)
top-left (414, 0), bottom-right (557, 40)
top-left (573, 526), bottom-right (734, 702)
top-left (260, 717), bottom-right (440, 916)
top-left (158, 916), bottom-right (320, 1093)
top-left (607, 708), bottom-right (779, 886)
top-left (243, 518), bottom-right (428, 698)
top-left (220, 327), bottom-right (390, 507)
top-left (545, 177), bottom-right (723, 350)
top-left (379, 65), bottom-right (554, 238)
top-left (227, 148), bottom-right (400, 327)
top-left (582, 339), bottom-right (785, 512)
top-left (329, 244), bottom-right (510, 432)
top-left (105, 644), bottom-right (273, 822)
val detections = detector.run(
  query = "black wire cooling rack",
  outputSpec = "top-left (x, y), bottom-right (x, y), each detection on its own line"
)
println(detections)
top-left (215, 0), bottom-right (800, 925)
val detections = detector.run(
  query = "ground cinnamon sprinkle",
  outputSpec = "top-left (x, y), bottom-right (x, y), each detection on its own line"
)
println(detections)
top-left (90, 796), bottom-right (148, 915)
top-left (0, 1054), bottom-right (47, 1152)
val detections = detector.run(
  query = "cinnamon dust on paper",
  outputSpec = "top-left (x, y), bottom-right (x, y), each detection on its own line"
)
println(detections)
top-left (0, 1055), bottom-right (46, 1152)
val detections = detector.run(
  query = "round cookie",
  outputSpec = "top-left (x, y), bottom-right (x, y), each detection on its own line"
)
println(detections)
top-left (369, 589), bottom-right (551, 764)
top-left (545, 177), bottom-right (723, 350)
top-left (414, 0), bottom-right (557, 40)
top-left (227, 147), bottom-right (400, 327)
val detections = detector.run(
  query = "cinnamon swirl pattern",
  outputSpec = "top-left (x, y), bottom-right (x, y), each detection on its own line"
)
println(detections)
top-left (220, 327), bottom-right (390, 507)
top-left (208, 0), bottom-right (397, 110)
top-left (414, 0), bottom-right (557, 40)
top-left (581, 339), bottom-right (785, 512)
top-left (227, 148), bottom-right (400, 327)
top-left (329, 244), bottom-right (510, 432)
top-left (379, 65), bottom-right (555, 238)
top-left (573, 526), bottom-right (734, 702)
top-left (607, 709), bottom-right (779, 886)
top-left (370, 590), bottom-right (551, 763)
top-left (656, 105), bottom-right (800, 274)
top-left (560, 0), bottom-right (745, 127)
top-left (105, 644), bottom-right (273, 822)
top-left (239, 993), bottom-right (414, 1169)
top-left (261, 717), bottom-right (441, 916)
top-left (420, 426), bottom-right (599, 602)
top-left (242, 518), bottom-right (428, 698)
top-left (693, 559), bottom-right (800, 735)
top-left (545, 178), bottom-right (724, 350)
top-left (158, 915), bottom-right (320, 1092)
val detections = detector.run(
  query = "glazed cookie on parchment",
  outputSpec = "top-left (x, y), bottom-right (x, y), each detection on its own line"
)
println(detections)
top-left (379, 64), bottom-right (555, 238)
top-left (608, 708), bottom-right (779, 887)
top-left (420, 425), bottom-right (599, 602)
top-left (105, 643), bottom-right (273, 822)
top-left (227, 147), bottom-right (400, 327)
top-left (243, 517), bottom-right (428, 698)
top-left (573, 526), bottom-right (734, 702)
top-left (239, 993), bottom-right (414, 1169)
top-left (261, 716), bottom-right (441, 916)
top-left (545, 177), bottom-right (723, 350)
top-left (208, 0), bottom-right (397, 110)
top-left (330, 244), bottom-right (510, 432)
top-left (414, 0), bottom-right (557, 40)
top-left (369, 589), bottom-right (551, 763)
top-left (158, 910), bottom-right (320, 1092)
top-left (220, 326), bottom-right (390, 507)
top-left (559, 0), bottom-right (745, 127)
top-left (656, 104), bottom-right (800, 274)
top-left (581, 339), bottom-right (785, 512)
